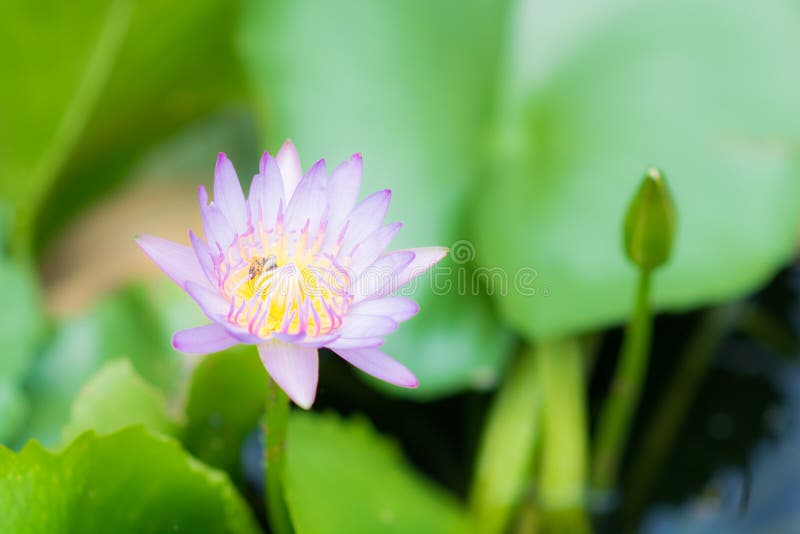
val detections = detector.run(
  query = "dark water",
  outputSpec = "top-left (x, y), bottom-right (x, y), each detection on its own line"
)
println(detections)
top-left (241, 265), bottom-right (800, 533)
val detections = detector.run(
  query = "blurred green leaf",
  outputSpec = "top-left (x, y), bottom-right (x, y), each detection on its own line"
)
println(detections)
top-left (0, 381), bottom-right (29, 444)
top-left (0, 0), bottom-right (132, 253)
top-left (0, 258), bottom-right (44, 383)
top-left (0, 427), bottom-right (260, 534)
top-left (21, 284), bottom-right (182, 446)
top-left (475, 0), bottom-right (800, 340)
top-left (62, 360), bottom-right (180, 444)
top-left (184, 347), bottom-right (268, 478)
top-left (0, 231), bottom-right (45, 442)
top-left (238, 0), bottom-right (513, 398)
top-left (285, 411), bottom-right (474, 534)
top-left (28, 0), bottom-right (245, 254)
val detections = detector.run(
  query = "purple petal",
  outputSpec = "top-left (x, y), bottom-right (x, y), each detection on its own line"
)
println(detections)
top-left (285, 159), bottom-right (328, 232)
top-left (346, 222), bottom-right (402, 275)
top-left (250, 152), bottom-right (284, 227)
top-left (332, 347), bottom-right (418, 388)
top-left (189, 230), bottom-right (216, 285)
top-left (213, 153), bottom-right (247, 232)
top-left (198, 185), bottom-right (235, 250)
top-left (325, 153), bottom-right (362, 241)
top-left (136, 234), bottom-right (208, 289)
top-left (276, 140), bottom-right (303, 200)
top-left (349, 296), bottom-right (420, 323)
top-left (391, 246), bottom-right (449, 289)
top-left (336, 189), bottom-right (391, 256)
top-left (172, 324), bottom-right (239, 354)
top-left (258, 340), bottom-right (319, 409)
top-left (272, 331), bottom-right (341, 348)
top-left (184, 280), bottom-right (229, 321)
top-left (337, 314), bottom-right (398, 339)
top-left (352, 250), bottom-right (416, 300)
top-left (326, 336), bottom-right (385, 350)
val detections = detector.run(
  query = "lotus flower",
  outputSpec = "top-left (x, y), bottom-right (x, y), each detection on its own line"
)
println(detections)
top-left (137, 141), bottom-right (448, 408)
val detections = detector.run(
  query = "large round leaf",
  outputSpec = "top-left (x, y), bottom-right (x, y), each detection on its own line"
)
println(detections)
top-left (475, 0), bottom-right (800, 339)
top-left (184, 347), bottom-right (269, 478)
top-left (285, 412), bottom-right (474, 533)
top-left (61, 360), bottom-right (181, 443)
top-left (238, 0), bottom-right (513, 397)
top-left (35, 0), bottom-right (245, 253)
top-left (0, 427), bottom-right (259, 533)
top-left (0, 0), bottom-right (131, 250)
top-left (20, 284), bottom-right (185, 446)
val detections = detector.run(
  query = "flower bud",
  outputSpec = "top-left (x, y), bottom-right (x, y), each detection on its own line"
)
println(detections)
top-left (623, 168), bottom-right (676, 271)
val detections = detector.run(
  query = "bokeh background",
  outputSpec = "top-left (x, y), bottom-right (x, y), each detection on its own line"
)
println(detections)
top-left (1, 1), bottom-right (799, 532)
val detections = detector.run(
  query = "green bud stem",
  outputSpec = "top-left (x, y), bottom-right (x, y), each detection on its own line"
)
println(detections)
top-left (537, 338), bottom-right (591, 534)
top-left (469, 346), bottom-right (542, 534)
top-left (623, 303), bottom-right (745, 525)
top-left (264, 375), bottom-right (293, 534)
top-left (592, 269), bottom-right (652, 496)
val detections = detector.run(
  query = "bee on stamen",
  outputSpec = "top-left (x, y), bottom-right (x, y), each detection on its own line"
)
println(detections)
top-left (248, 255), bottom-right (278, 280)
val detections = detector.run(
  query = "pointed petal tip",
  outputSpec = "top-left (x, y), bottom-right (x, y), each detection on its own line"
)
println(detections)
top-left (294, 395), bottom-right (315, 410)
top-left (277, 139), bottom-right (299, 160)
top-left (258, 341), bottom-right (319, 409)
top-left (258, 150), bottom-right (274, 173)
top-left (281, 377), bottom-right (317, 409)
top-left (171, 323), bottom-right (240, 355)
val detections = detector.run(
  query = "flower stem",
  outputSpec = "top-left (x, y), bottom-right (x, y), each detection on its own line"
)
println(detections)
top-left (592, 269), bottom-right (653, 495)
top-left (622, 302), bottom-right (745, 525)
top-left (537, 338), bottom-right (591, 533)
top-left (264, 376), bottom-right (292, 534)
top-left (469, 345), bottom-right (542, 534)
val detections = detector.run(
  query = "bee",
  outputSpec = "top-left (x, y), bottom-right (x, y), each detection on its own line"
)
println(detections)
top-left (248, 255), bottom-right (278, 280)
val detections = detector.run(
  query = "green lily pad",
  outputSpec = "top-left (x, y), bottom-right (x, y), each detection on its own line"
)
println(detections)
top-left (285, 411), bottom-right (474, 533)
top-left (20, 284), bottom-right (182, 446)
top-left (0, 252), bottom-right (44, 443)
top-left (35, 0), bottom-right (246, 253)
top-left (184, 346), bottom-right (269, 478)
top-left (0, 380), bottom-right (29, 445)
top-left (0, 427), bottom-right (260, 534)
top-left (0, 0), bottom-right (132, 251)
top-left (238, 0), bottom-right (513, 398)
top-left (475, 0), bottom-right (800, 339)
top-left (62, 360), bottom-right (181, 443)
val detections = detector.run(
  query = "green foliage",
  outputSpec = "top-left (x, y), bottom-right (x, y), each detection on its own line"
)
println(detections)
top-left (62, 360), bottom-right (180, 443)
top-left (239, 0), bottom-right (513, 398)
top-left (0, 0), bottom-right (131, 252)
top-left (284, 411), bottom-right (474, 534)
top-left (624, 169), bottom-right (676, 271)
top-left (20, 285), bottom-right (183, 446)
top-left (475, 0), bottom-right (800, 340)
top-left (0, 0), bottom-right (244, 256)
top-left (0, 427), bottom-right (260, 534)
top-left (0, 253), bottom-right (44, 442)
top-left (470, 348), bottom-right (542, 534)
top-left (35, 0), bottom-right (246, 252)
top-left (0, 382), bottom-right (29, 446)
top-left (184, 347), bottom-right (269, 477)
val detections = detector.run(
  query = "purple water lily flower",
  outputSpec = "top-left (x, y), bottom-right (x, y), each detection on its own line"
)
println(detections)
top-left (137, 141), bottom-right (448, 408)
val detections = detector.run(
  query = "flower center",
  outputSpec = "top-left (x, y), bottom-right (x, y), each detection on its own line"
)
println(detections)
top-left (216, 221), bottom-right (352, 338)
